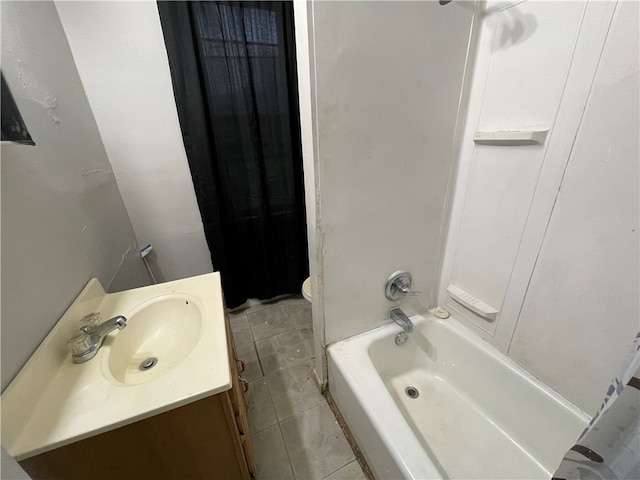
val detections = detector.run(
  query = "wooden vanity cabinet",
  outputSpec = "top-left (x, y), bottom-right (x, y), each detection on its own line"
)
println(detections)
top-left (20, 313), bottom-right (256, 480)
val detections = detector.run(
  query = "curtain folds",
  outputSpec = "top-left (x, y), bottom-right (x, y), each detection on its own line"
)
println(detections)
top-left (158, 1), bottom-right (308, 308)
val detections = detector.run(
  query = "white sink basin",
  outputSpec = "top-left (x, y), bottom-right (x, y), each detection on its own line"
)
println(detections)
top-left (106, 295), bottom-right (204, 385)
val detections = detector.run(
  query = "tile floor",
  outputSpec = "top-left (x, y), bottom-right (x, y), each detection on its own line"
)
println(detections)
top-left (229, 296), bottom-right (366, 480)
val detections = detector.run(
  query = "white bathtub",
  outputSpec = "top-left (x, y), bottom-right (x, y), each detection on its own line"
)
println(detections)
top-left (328, 313), bottom-right (590, 479)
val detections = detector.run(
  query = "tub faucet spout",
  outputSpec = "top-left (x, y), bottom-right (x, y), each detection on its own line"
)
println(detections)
top-left (390, 307), bottom-right (413, 333)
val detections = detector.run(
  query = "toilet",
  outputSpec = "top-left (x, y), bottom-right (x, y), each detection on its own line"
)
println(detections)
top-left (301, 277), bottom-right (312, 303)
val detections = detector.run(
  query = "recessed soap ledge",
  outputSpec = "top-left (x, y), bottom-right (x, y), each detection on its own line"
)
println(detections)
top-left (1, 273), bottom-right (230, 461)
top-left (473, 129), bottom-right (548, 145)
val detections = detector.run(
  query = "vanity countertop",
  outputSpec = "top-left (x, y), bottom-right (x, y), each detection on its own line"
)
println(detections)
top-left (1, 273), bottom-right (230, 460)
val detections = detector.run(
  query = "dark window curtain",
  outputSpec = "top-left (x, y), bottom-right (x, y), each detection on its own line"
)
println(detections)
top-left (157, 1), bottom-right (308, 308)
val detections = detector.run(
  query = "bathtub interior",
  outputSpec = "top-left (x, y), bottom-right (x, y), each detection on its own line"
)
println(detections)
top-left (330, 314), bottom-right (589, 480)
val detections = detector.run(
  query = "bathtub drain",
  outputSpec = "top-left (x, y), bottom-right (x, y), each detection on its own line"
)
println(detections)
top-left (405, 386), bottom-right (420, 399)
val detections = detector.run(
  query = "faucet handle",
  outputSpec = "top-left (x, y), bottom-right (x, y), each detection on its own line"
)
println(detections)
top-left (385, 271), bottom-right (421, 300)
top-left (80, 312), bottom-right (102, 328)
top-left (396, 284), bottom-right (422, 296)
top-left (67, 333), bottom-right (93, 356)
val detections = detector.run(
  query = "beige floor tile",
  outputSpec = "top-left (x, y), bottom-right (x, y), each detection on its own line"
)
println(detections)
top-left (231, 314), bottom-right (254, 349)
top-left (229, 310), bottom-right (248, 323)
top-left (321, 460), bottom-right (367, 480)
top-left (251, 424), bottom-right (294, 480)
top-left (248, 305), bottom-right (293, 341)
top-left (246, 295), bottom-right (296, 313)
top-left (255, 329), bottom-right (311, 375)
top-left (285, 302), bottom-right (314, 356)
top-left (280, 403), bottom-right (355, 480)
top-left (286, 302), bottom-right (312, 330)
top-left (299, 327), bottom-right (314, 357)
top-left (246, 378), bottom-right (278, 434)
top-left (281, 295), bottom-right (310, 307)
top-left (266, 359), bottom-right (324, 421)
top-left (246, 302), bottom-right (277, 314)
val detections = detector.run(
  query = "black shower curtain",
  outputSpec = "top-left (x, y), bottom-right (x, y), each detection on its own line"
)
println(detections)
top-left (158, 1), bottom-right (308, 308)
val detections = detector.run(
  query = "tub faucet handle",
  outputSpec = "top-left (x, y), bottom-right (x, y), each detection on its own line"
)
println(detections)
top-left (385, 271), bottom-right (421, 301)
top-left (396, 283), bottom-right (422, 296)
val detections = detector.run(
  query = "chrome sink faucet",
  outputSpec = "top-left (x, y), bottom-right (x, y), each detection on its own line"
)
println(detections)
top-left (68, 314), bottom-right (127, 363)
top-left (390, 307), bottom-right (413, 333)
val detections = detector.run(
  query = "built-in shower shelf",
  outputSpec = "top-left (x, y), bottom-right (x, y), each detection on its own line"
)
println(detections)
top-left (473, 129), bottom-right (548, 146)
top-left (446, 284), bottom-right (499, 321)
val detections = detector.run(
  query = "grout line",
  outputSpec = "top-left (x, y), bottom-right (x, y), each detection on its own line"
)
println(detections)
top-left (244, 298), bottom-right (323, 479)
top-left (283, 301), bottom-right (311, 319)
top-left (277, 401), bottom-right (345, 480)
top-left (274, 393), bottom-right (327, 426)
top-left (276, 399), bottom-right (358, 479)
top-left (252, 325), bottom-right (298, 344)
top-left (261, 355), bottom-right (314, 379)
top-left (245, 304), bottom-right (278, 315)
top-left (233, 327), bottom-right (263, 381)
top-left (319, 461), bottom-right (361, 480)
top-left (247, 362), bottom-right (353, 478)
top-left (246, 376), bottom-right (279, 436)
top-left (251, 334), bottom-right (314, 385)
top-left (276, 415), bottom-right (298, 479)
top-left (248, 318), bottom-right (296, 342)
top-left (229, 309), bottom-right (249, 319)
top-left (250, 341), bottom-right (266, 379)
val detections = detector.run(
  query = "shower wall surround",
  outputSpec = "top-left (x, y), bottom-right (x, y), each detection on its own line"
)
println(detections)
top-left (508, 1), bottom-right (639, 414)
top-left (440, 0), bottom-right (639, 413)
top-left (444, 1), bottom-right (588, 339)
top-left (304, 1), bottom-right (476, 350)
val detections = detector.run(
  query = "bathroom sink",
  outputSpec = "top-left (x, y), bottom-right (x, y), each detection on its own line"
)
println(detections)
top-left (106, 294), bottom-right (204, 385)
top-left (2, 273), bottom-right (231, 461)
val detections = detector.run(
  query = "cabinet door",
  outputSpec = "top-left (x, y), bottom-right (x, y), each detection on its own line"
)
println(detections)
top-left (20, 395), bottom-right (248, 480)
top-left (224, 310), bottom-right (256, 476)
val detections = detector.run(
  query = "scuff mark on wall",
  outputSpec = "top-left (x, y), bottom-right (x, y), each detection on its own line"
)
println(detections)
top-left (15, 59), bottom-right (62, 124)
top-left (121, 244), bottom-right (134, 262)
top-left (107, 244), bottom-right (143, 292)
top-left (20, 95), bottom-right (61, 124)
top-left (81, 169), bottom-right (113, 187)
top-left (42, 95), bottom-right (60, 124)
top-left (15, 60), bottom-right (27, 91)
top-left (81, 169), bottom-right (112, 178)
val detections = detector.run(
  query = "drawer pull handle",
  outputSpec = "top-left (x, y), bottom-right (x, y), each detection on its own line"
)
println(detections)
top-left (240, 378), bottom-right (249, 393)
top-left (237, 360), bottom-right (246, 373)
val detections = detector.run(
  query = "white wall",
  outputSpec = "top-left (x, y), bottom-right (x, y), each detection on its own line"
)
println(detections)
top-left (293, 0), bottom-right (325, 381)
top-left (1, 1), bottom-right (148, 390)
top-left (308, 0), bottom-right (476, 347)
top-left (440, 0), bottom-right (639, 413)
top-left (54, 1), bottom-right (213, 282)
